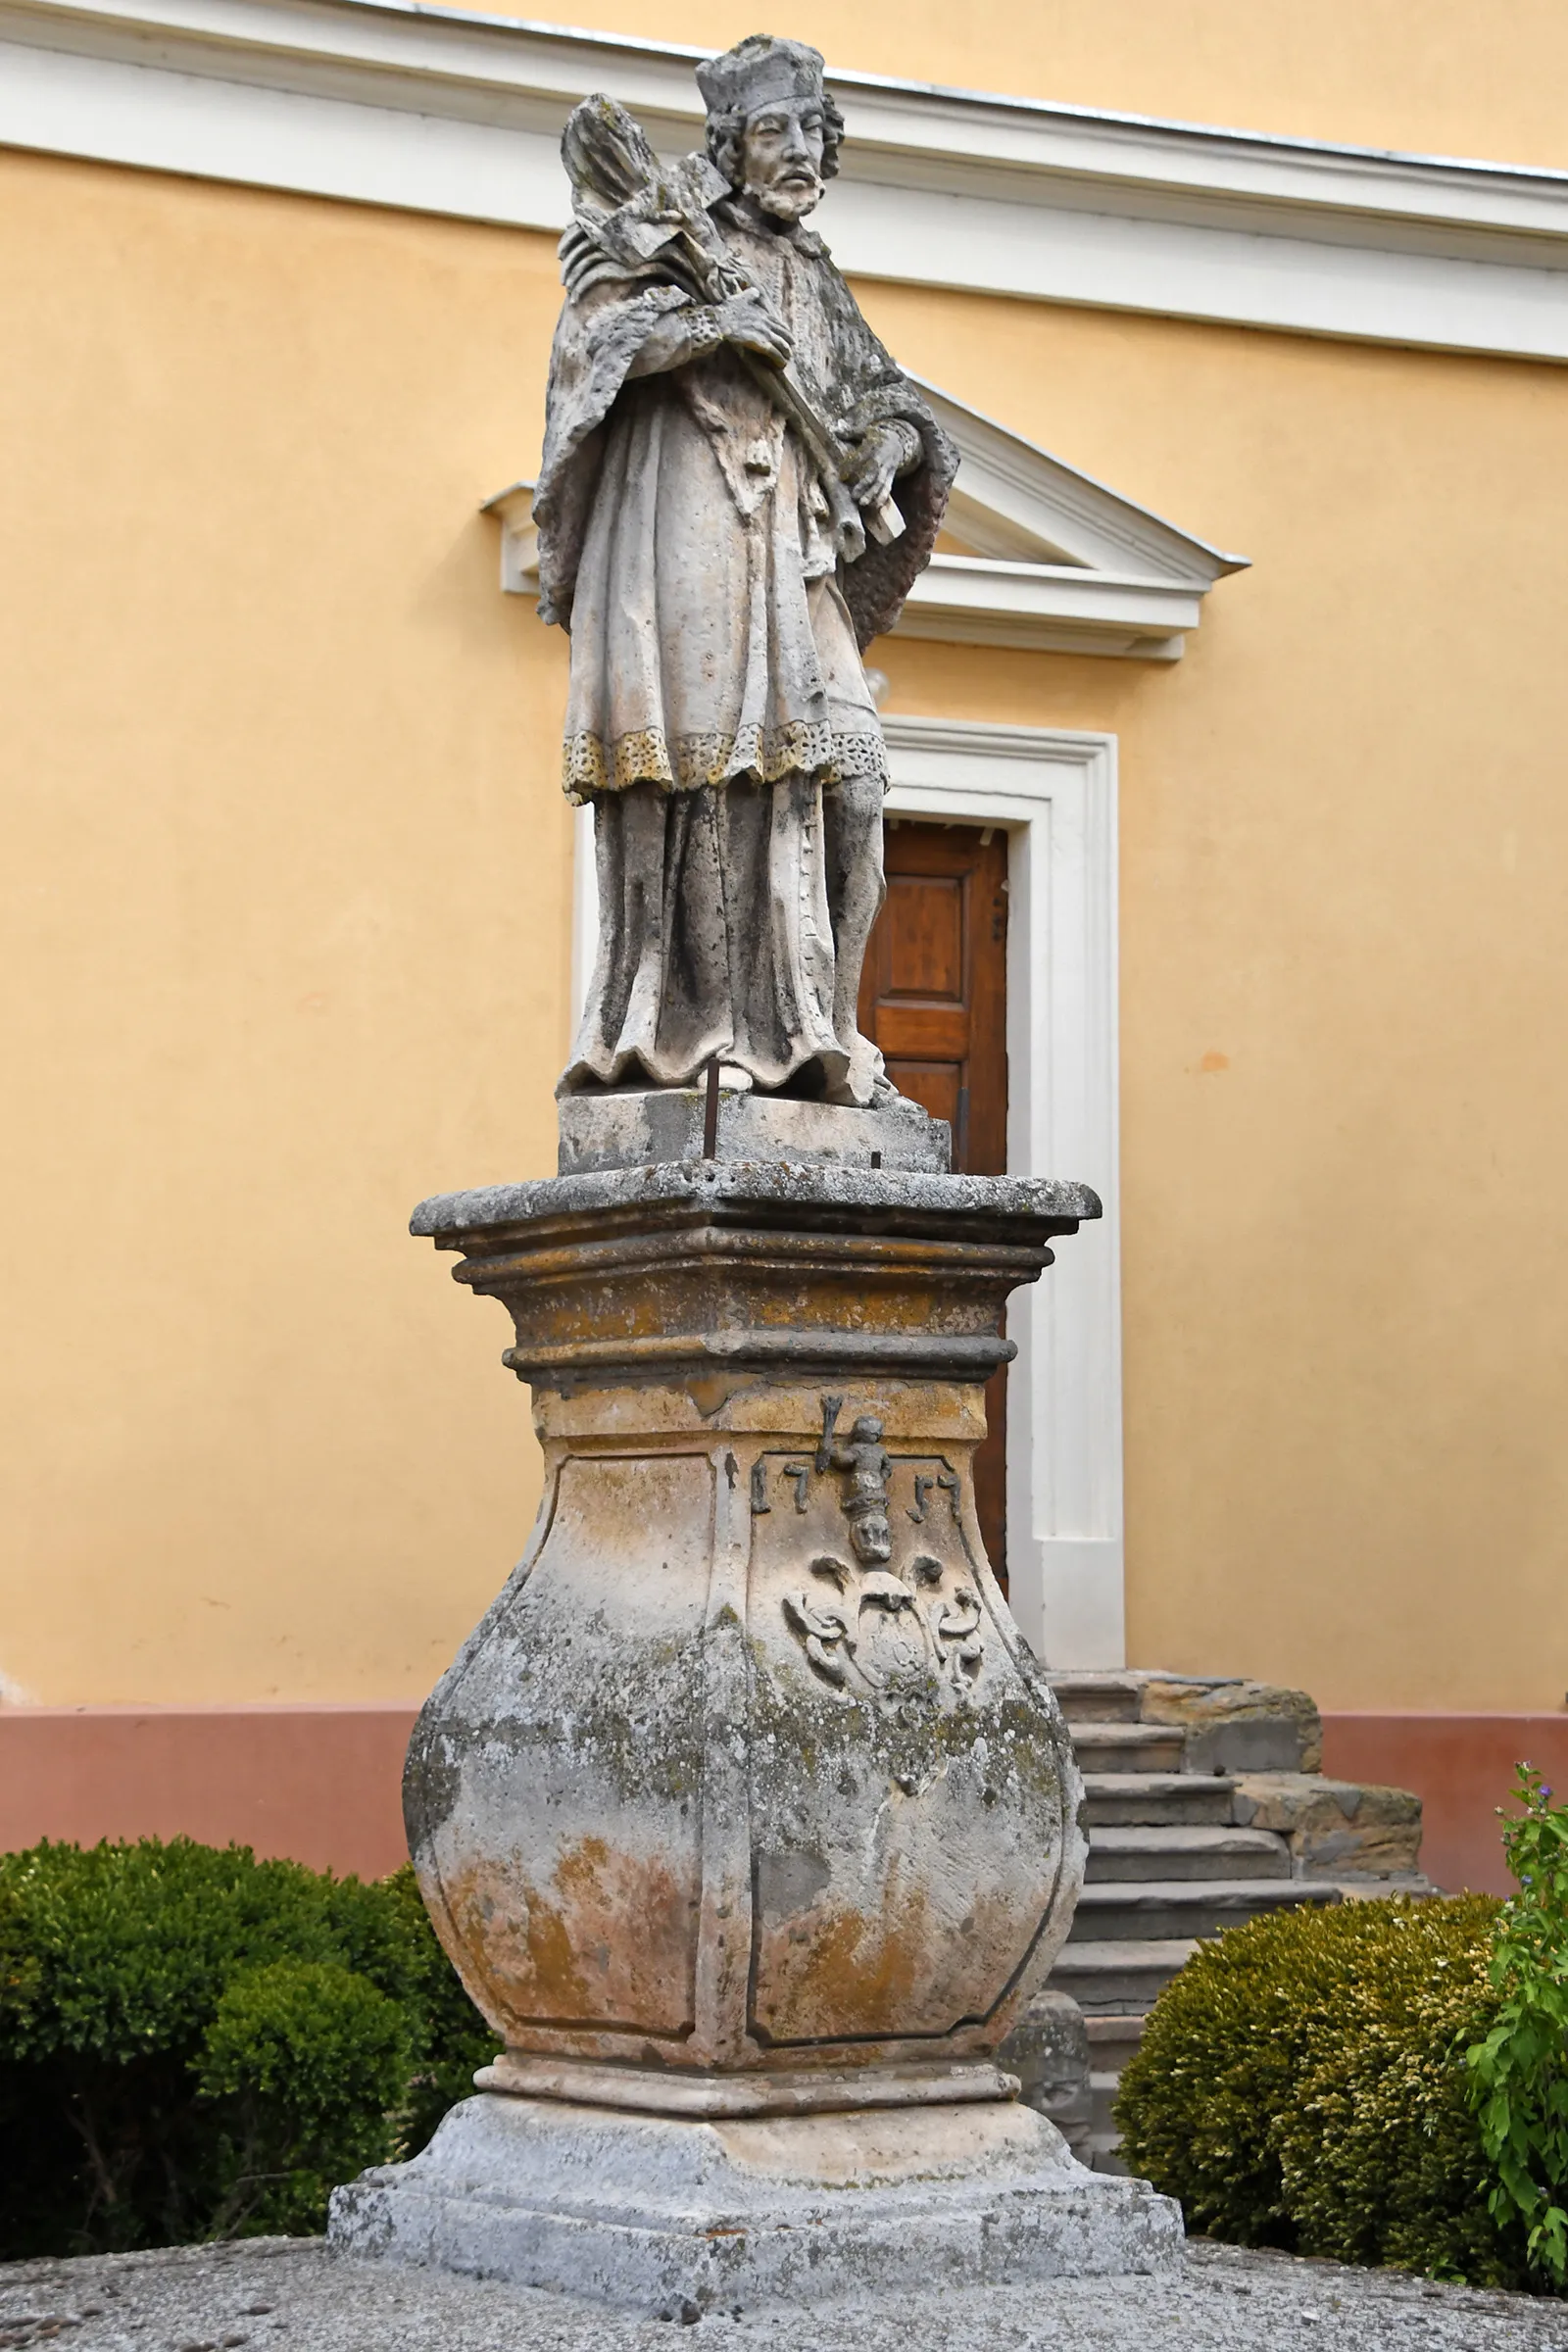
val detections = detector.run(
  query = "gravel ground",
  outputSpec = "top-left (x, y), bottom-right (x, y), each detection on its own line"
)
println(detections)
top-left (1, 2236), bottom-right (1566, 2351)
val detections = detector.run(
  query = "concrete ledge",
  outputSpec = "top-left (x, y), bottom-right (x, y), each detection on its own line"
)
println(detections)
top-left (409, 1160), bottom-right (1101, 1240)
top-left (5, 2230), bottom-right (1561, 2347)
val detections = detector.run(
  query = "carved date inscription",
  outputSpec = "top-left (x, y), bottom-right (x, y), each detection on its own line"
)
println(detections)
top-left (755, 1421), bottom-right (986, 1703)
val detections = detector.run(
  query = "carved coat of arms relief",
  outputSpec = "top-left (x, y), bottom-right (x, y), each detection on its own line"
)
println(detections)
top-left (756, 1396), bottom-right (988, 1706)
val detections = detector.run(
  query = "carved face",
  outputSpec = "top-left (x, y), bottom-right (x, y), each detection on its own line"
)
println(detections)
top-left (740, 102), bottom-right (826, 221)
top-left (849, 1509), bottom-right (893, 1567)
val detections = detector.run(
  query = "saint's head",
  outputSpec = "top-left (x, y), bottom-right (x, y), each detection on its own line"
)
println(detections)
top-left (697, 34), bottom-right (846, 222)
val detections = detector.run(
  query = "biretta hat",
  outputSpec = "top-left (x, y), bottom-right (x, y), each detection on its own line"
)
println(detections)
top-left (696, 34), bottom-right (827, 120)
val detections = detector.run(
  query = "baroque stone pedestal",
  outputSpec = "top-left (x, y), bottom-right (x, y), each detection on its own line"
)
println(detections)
top-left (328, 1159), bottom-right (1179, 2307)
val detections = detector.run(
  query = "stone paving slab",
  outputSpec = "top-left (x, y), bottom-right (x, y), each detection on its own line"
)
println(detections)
top-left (2, 2235), bottom-right (1566, 2350)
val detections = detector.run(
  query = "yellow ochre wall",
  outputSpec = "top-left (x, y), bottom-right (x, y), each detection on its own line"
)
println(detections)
top-left (865, 287), bottom-right (1568, 1716)
top-left (0, 153), bottom-right (570, 1703)
top-left (2, 8), bottom-right (1567, 1719)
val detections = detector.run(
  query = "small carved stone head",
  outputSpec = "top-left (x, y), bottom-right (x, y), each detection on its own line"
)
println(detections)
top-left (849, 1510), bottom-right (893, 1567)
top-left (698, 33), bottom-right (846, 219)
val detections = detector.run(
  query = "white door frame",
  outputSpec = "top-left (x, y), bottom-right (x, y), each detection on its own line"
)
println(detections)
top-left (568, 712), bottom-right (1125, 1669)
top-left (880, 716), bottom-right (1123, 1671)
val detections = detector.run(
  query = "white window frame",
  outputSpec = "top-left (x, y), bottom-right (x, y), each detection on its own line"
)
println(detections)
top-left (569, 712), bottom-right (1124, 1669)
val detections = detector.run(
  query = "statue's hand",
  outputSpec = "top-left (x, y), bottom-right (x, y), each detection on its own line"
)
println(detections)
top-left (715, 288), bottom-right (793, 368)
top-left (843, 425), bottom-right (906, 515)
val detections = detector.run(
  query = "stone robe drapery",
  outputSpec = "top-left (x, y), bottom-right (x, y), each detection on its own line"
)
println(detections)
top-left (534, 197), bottom-right (956, 1102)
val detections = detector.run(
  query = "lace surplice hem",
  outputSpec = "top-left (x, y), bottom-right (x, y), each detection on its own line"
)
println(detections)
top-left (563, 719), bottom-right (889, 802)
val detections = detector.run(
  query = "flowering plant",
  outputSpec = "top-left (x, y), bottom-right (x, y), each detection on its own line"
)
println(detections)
top-left (1467, 1763), bottom-right (1568, 2285)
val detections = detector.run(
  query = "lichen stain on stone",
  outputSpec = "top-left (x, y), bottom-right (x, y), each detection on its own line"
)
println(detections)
top-left (686, 1373), bottom-right (742, 1417)
top-left (424, 1623), bottom-right (710, 1811)
top-left (755, 1847), bottom-right (833, 1918)
top-left (439, 1836), bottom-right (701, 2038)
top-left (402, 1723), bottom-right (463, 1845)
top-left (744, 1642), bottom-right (1070, 2045)
top-left (762, 1886), bottom-right (931, 2038)
top-left (752, 1867), bottom-right (1042, 2043)
top-left (749, 1645), bottom-right (1072, 1821)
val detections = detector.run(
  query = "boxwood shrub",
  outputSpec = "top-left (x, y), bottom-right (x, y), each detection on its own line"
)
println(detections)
top-left (0, 1838), bottom-right (496, 2258)
top-left (1115, 1893), bottom-right (1523, 2287)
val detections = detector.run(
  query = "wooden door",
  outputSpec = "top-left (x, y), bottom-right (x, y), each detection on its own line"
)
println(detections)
top-left (858, 821), bottom-right (1010, 1583)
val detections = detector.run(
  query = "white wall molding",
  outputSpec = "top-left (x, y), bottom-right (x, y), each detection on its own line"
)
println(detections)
top-left (5, 0), bottom-right (1568, 361)
top-left (895, 562), bottom-right (1200, 661)
top-left (877, 714), bottom-right (1123, 1672)
top-left (486, 370), bottom-right (1248, 662)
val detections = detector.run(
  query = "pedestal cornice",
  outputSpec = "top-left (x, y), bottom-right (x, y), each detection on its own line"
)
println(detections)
top-left (411, 1163), bottom-right (1102, 1388)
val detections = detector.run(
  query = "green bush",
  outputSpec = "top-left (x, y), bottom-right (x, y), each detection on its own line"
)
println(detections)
top-left (1115, 1893), bottom-right (1524, 2287)
top-left (1469, 1766), bottom-right (1568, 2282)
top-left (194, 1958), bottom-right (412, 2236)
top-left (0, 1838), bottom-right (497, 2258)
top-left (377, 1859), bottom-right (505, 2158)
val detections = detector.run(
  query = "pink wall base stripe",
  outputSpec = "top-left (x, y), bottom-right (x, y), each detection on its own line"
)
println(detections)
top-left (0, 1705), bottom-right (418, 1881)
top-left (2, 1705), bottom-right (1563, 1894)
top-left (1321, 1713), bottom-right (1568, 1896)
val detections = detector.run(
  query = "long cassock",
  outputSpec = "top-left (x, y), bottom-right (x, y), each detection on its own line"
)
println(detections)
top-left (534, 187), bottom-right (956, 1104)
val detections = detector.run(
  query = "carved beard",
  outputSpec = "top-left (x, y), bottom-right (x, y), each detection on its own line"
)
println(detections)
top-left (747, 170), bottom-right (823, 224)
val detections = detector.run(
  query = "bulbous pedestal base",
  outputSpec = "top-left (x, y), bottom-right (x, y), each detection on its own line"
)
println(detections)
top-left (330, 1161), bottom-right (1181, 2303)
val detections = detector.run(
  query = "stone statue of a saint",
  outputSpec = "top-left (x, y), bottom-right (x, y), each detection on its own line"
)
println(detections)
top-left (535, 34), bottom-right (956, 1107)
top-left (332, 35), bottom-right (1168, 2304)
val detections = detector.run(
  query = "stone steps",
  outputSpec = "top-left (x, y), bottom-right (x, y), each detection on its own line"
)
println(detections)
top-left (1049, 1938), bottom-right (1198, 2016)
top-left (1088, 2014), bottom-right (1146, 2171)
top-left (1084, 1825), bottom-right (1291, 1883)
top-left (1089, 2066), bottom-right (1129, 2174)
top-left (1068, 1723), bottom-right (1187, 1774)
top-left (1068, 1876), bottom-right (1337, 1943)
top-left (1051, 1672), bottom-right (1145, 1725)
top-left (1085, 2016), bottom-right (1147, 2077)
top-left (1037, 1666), bottom-right (1428, 2174)
top-left (1080, 1772), bottom-right (1237, 1827)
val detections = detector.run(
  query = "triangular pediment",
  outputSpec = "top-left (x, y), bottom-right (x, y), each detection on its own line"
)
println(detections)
top-left (895, 378), bottom-right (1249, 660)
top-left (484, 378), bottom-right (1248, 662)
top-left (911, 378), bottom-right (1246, 581)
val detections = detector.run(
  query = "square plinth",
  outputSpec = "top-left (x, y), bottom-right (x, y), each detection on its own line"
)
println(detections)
top-left (328, 2093), bottom-right (1181, 2318)
top-left (555, 1086), bottom-right (952, 1176)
